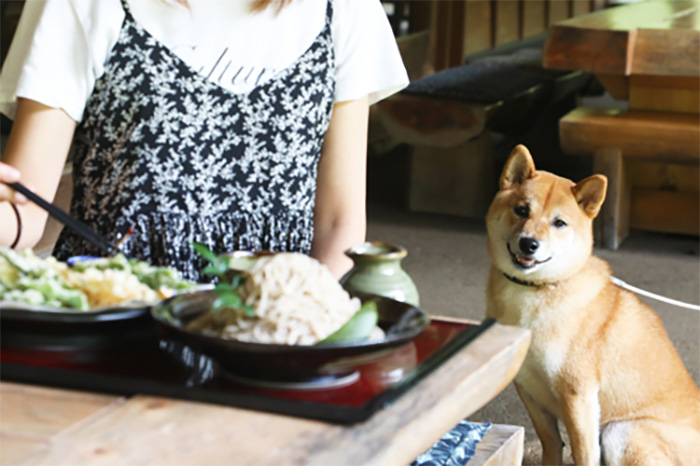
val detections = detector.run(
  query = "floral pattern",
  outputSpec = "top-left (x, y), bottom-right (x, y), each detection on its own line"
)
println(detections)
top-left (412, 421), bottom-right (491, 466)
top-left (54, 0), bottom-right (336, 282)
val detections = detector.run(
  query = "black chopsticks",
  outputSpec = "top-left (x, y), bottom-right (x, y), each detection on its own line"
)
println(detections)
top-left (6, 181), bottom-right (120, 256)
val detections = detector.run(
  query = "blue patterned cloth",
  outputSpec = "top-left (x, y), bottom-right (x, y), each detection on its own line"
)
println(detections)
top-left (412, 421), bottom-right (491, 466)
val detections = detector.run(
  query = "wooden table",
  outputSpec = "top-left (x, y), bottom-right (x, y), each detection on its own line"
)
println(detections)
top-left (0, 321), bottom-right (530, 466)
top-left (543, 0), bottom-right (700, 248)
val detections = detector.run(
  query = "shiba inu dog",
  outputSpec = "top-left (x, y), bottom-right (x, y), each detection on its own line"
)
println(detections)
top-left (485, 145), bottom-right (700, 465)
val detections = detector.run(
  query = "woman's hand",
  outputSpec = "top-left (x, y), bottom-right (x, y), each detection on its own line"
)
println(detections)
top-left (0, 162), bottom-right (27, 203)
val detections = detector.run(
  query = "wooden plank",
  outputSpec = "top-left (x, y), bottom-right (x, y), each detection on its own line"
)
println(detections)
top-left (571, 0), bottom-right (592, 17)
top-left (550, 0), bottom-right (699, 30)
top-left (0, 435), bottom-right (47, 466)
top-left (494, 0), bottom-right (520, 47)
top-left (559, 108), bottom-right (700, 162)
top-left (463, 0), bottom-right (493, 57)
top-left (627, 160), bottom-right (700, 192)
top-left (630, 189), bottom-right (700, 235)
top-left (467, 424), bottom-right (525, 466)
top-left (523, 0), bottom-right (547, 38)
top-left (544, 0), bottom-right (700, 76)
top-left (630, 28), bottom-right (700, 78)
top-left (395, 31), bottom-right (432, 82)
top-left (0, 382), bottom-right (124, 466)
top-left (429, 0), bottom-right (452, 71)
top-left (409, 0), bottom-right (432, 33)
top-left (430, 1), bottom-right (469, 71)
top-left (595, 74), bottom-right (629, 100)
top-left (449, 1), bottom-right (467, 66)
top-left (20, 324), bottom-right (532, 466)
top-left (0, 383), bottom-right (122, 438)
top-left (629, 86), bottom-right (700, 114)
top-left (592, 0), bottom-right (607, 11)
top-left (409, 132), bottom-right (496, 219)
top-left (544, 26), bottom-right (631, 74)
top-left (548, 0), bottom-right (570, 26)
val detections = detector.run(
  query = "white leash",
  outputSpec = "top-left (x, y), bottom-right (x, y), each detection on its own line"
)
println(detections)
top-left (611, 276), bottom-right (700, 312)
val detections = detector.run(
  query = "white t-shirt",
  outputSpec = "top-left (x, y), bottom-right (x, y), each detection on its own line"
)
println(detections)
top-left (0, 0), bottom-right (409, 122)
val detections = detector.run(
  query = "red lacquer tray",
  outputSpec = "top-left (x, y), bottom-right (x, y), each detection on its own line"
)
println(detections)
top-left (0, 316), bottom-right (495, 424)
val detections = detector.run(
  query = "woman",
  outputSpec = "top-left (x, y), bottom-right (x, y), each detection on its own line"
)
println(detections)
top-left (0, 0), bottom-right (408, 280)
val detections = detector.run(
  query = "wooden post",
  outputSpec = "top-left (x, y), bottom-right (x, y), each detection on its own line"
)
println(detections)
top-left (593, 147), bottom-right (631, 249)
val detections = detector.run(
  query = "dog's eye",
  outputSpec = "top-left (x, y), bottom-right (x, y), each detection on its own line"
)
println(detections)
top-left (553, 218), bottom-right (567, 228)
top-left (514, 205), bottom-right (529, 218)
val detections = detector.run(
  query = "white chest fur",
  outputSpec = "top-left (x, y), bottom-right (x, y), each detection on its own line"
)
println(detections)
top-left (491, 281), bottom-right (579, 418)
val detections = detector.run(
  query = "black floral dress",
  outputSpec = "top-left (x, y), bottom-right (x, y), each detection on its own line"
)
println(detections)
top-left (54, 0), bottom-right (336, 282)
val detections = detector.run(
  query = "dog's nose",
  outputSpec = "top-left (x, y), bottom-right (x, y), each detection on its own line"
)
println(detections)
top-left (519, 237), bottom-right (539, 255)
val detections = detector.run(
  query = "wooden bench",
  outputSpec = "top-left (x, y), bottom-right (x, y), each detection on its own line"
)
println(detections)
top-left (560, 107), bottom-right (700, 249)
top-left (374, 44), bottom-right (594, 219)
top-left (370, 0), bottom-right (608, 220)
top-left (544, 0), bottom-right (700, 249)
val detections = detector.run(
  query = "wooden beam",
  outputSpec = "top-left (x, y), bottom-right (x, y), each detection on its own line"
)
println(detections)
top-left (559, 108), bottom-right (700, 163)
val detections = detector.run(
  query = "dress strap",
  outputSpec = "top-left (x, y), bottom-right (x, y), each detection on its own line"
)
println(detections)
top-left (119, 0), bottom-right (133, 17)
top-left (325, 0), bottom-right (333, 25)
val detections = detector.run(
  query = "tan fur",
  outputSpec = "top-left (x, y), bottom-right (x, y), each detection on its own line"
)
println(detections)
top-left (486, 145), bottom-right (700, 466)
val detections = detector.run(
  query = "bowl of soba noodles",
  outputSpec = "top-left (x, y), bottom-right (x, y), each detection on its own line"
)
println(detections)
top-left (151, 252), bottom-right (430, 387)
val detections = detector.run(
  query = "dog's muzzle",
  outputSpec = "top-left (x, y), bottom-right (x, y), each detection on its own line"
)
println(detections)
top-left (507, 239), bottom-right (551, 269)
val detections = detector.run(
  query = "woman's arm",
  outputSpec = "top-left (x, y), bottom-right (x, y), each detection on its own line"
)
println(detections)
top-left (0, 98), bottom-right (77, 248)
top-left (310, 96), bottom-right (369, 279)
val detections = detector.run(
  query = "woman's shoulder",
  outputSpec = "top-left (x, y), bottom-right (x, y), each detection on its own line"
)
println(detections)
top-left (17, 0), bottom-right (125, 47)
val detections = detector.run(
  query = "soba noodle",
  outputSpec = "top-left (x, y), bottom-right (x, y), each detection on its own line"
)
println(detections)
top-left (187, 253), bottom-right (363, 345)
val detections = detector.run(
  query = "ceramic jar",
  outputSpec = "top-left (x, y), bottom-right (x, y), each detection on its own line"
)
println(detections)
top-left (340, 242), bottom-right (420, 306)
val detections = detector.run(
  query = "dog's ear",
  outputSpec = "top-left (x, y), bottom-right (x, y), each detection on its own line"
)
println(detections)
top-left (500, 145), bottom-right (536, 189)
top-left (572, 175), bottom-right (607, 219)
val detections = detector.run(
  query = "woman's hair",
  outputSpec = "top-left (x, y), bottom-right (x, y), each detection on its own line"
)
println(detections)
top-left (250, 0), bottom-right (293, 13)
top-left (171, 0), bottom-right (293, 13)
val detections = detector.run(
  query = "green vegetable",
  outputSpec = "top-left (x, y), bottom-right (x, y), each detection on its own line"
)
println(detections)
top-left (319, 300), bottom-right (379, 344)
top-left (192, 242), bottom-right (255, 316)
top-left (71, 254), bottom-right (194, 292)
top-left (0, 247), bottom-right (90, 310)
top-left (0, 247), bottom-right (194, 310)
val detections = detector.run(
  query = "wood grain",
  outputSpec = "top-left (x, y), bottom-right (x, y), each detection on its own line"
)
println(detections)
top-left (395, 30), bottom-right (432, 82)
top-left (494, 0), bottom-right (520, 47)
top-left (523, 0), bottom-right (547, 38)
top-left (548, 0), bottom-right (700, 247)
top-left (544, 0), bottom-right (700, 76)
top-left (544, 27), bottom-right (631, 75)
top-left (467, 424), bottom-right (524, 466)
top-left (627, 160), bottom-right (699, 192)
top-left (464, 0), bottom-right (493, 57)
top-left (17, 323), bottom-right (531, 466)
top-left (628, 83), bottom-right (699, 114)
top-left (0, 383), bottom-right (122, 438)
top-left (0, 382), bottom-right (123, 466)
top-left (408, 132), bottom-right (496, 219)
top-left (0, 436), bottom-right (47, 466)
top-left (559, 108), bottom-right (700, 162)
top-left (629, 189), bottom-right (700, 235)
top-left (630, 28), bottom-right (700, 78)
top-left (593, 147), bottom-right (631, 250)
top-left (548, 0), bottom-right (570, 26)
